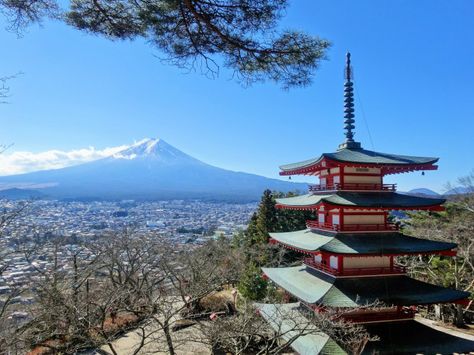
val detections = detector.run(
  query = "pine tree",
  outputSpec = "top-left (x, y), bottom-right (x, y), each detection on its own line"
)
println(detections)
top-left (237, 263), bottom-right (268, 301)
top-left (254, 189), bottom-right (278, 244)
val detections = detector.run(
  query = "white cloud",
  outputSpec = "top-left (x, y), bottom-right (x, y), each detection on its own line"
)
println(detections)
top-left (0, 144), bottom-right (129, 176)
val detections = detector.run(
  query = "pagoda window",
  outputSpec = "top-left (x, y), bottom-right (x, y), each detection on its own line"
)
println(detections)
top-left (320, 177), bottom-right (327, 188)
top-left (330, 256), bottom-right (339, 270)
top-left (318, 213), bottom-right (325, 224)
top-left (332, 214), bottom-right (340, 226)
top-left (314, 254), bottom-right (322, 263)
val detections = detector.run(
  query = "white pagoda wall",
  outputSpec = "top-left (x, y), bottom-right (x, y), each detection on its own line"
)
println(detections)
top-left (342, 167), bottom-right (382, 185)
top-left (343, 175), bottom-right (382, 184)
top-left (344, 214), bottom-right (385, 224)
top-left (343, 256), bottom-right (390, 269)
top-left (344, 167), bottom-right (381, 174)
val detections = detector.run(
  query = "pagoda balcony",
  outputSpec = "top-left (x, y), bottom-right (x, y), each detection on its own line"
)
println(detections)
top-left (309, 183), bottom-right (396, 193)
top-left (306, 220), bottom-right (399, 232)
top-left (300, 302), bottom-right (416, 324)
top-left (339, 309), bottom-right (415, 324)
top-left (303, 258), bottom-right (406, 277)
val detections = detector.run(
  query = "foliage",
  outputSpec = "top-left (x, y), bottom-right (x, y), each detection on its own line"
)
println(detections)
top-left (198, 301), bottom-right (377, 355)
top-left (1, 0), bottom-right (330, 88)
top-left (237, 263), bottom-right (267, 301)
top-left (243, 189), bottom-right (311, 244)
top-left (0, 229), bottom-right (246, 354)
top-left (237, 189), bottom-right (312, 266)
top-left (403, 174), bottom-right (474, 326)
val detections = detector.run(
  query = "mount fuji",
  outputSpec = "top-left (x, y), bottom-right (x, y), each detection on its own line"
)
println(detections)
top-left (0, 139), bottom-right (307, 202)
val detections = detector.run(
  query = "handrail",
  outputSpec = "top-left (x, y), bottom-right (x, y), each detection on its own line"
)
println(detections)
top-left (306, 220), bottom-right (399, 232)
top-left (309, 183), bottom-right (396, 192)
top-left (304, 258), bottom-right (406, 277)
top-left (341, 309), bottom-right (415, 324)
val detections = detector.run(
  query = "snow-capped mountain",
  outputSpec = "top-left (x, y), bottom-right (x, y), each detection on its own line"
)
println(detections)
top-left (0, 138), bottom-right (306, 201)
top-left (112, 138), bottom-right (198, 162)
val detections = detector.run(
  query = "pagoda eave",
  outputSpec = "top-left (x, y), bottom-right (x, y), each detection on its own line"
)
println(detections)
top-left (270, 238), bottom-right (457, 257)
top-left (276, 202), bottom-right (445, 212)
top-left (263, 265), bottom-right (470, 307)
top-left (279, 158), bottom-right (438, 177)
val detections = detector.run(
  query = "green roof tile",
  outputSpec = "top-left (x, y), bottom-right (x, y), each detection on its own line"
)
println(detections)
top-left (269, 229), bottom-right (457, 254)
top-left (280, 148), bottom-right (438, 172)
top-left (363, 320), bottom-right (474, 354)
top-left (275, 191), bottom-right (445, 209)
top-left (262, 265), bottom-right (469, 307)
top-left (257, 305), bottom-right (474, 355)
top-left (256, 303), bottom-right (346, 355)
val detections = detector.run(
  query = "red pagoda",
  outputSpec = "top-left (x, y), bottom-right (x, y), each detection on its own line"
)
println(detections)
top-left (258, 53), bottom-right (473, 354)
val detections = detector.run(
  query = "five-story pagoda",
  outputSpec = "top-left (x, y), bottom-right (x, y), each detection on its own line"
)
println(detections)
top-left (258, 53), bottom-right (473, 354)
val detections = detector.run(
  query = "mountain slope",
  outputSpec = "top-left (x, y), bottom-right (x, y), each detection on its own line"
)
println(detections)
top-left (407, 188), bottom-right (441, 197)
top-left (0, 139), bottom-right (307, 202)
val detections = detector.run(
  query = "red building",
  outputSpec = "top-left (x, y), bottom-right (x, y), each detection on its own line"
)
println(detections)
top-left (258, 53), bottom-right (473, 354)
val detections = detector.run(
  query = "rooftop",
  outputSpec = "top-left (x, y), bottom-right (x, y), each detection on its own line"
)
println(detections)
top-left (279, 148), bottom-right (438, 175)
top-left (269, 229), bottom-right (457, 255)
top-left (262, 265), bottom-right (469, 307)
top-left (256, 302), bottom-right (345, 355)
top-left (275, 191), bottom-right (445, 210)
top-left (257, 303), bottom-right (474, 354)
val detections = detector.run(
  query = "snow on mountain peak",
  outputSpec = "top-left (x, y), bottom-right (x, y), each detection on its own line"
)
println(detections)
top-left (111, 138), bottom-right (194, 163)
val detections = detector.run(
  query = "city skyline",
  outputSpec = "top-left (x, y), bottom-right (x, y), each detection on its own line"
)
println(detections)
top-left (0, 0), bottom-right (473, 192)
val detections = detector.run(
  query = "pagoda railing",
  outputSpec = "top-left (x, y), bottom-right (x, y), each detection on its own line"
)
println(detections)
top-left (306, 220), bottom-right (399, 232)
top-left (339, 309), bottom-right (415, 324)
top-left (304, 258), bottom-right (406, 277)
top-left (309, 183), bottom-right (396, 192)
top-left (300, 303), bottom-right (415, 324)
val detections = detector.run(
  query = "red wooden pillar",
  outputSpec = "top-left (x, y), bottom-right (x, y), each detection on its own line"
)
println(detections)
top-left (338, 255), bottom-right (344, 273)
top-left (340, 166), bottom-right (345, 189)
top-left (339, 207), bottom-right (344, 231)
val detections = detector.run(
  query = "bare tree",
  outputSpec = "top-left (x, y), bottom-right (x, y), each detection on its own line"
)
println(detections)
top-left (196, 300), bottom-right (377, 355)
top-left (448, 169), bottom-right (474, 213)
top-left (12, 228), bottom-right (245, 354)
top-left (0, 201), bottom-right (31, 353)
top-left (403, 177), bottom-right (474, 327)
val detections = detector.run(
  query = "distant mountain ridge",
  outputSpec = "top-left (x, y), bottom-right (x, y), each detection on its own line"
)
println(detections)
top-left (0, 188), bottom-right (45, 200)
top-left (405, 187), bottom-right (471, 197)
top-left (0, 138), bottom-right (307, 202)
top-left (406, 188), bottom-right (441, 197)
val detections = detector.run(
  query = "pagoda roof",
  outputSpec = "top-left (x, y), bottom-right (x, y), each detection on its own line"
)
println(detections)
top-left (258, 303), bottom-right (474, 354)
top-left (262, 265), bottom-right (469, 307)
top-left (363, 320), bottom-right (474, 354)
top-left (279, 148), bottom-right (438, 175)
top-left (256, 302), bottom-right (346, 355)
top-left (269, 229), bottom-right (457, 255)
top-left (275, 191), bottom-right (445, 210)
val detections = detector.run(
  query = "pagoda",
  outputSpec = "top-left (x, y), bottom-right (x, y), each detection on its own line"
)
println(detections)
top-left (258, 53), bottom-right (474, 354)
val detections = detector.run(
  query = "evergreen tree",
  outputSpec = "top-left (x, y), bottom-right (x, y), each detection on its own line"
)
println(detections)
top-left (254, 189), bottom-right (278, 243)
top-left (245, 212), bottom-right (259, 244)
top-left (237, 263), bottom-right (268, 301)
top-left (2, 1), bottom-right (330, 89)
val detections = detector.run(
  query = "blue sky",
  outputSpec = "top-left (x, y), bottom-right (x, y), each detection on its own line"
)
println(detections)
top-left (0, 0), bottom-right (473, 192)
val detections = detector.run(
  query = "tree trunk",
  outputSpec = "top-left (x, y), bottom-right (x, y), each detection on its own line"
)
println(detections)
top-left (164, 323), bottom-right (175, 355)
top-left (455, 303), bottom-right (464, 327)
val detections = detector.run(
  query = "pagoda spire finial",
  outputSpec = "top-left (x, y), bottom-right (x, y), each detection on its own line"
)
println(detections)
top-left (339, 52), bottom-right (361, 150)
